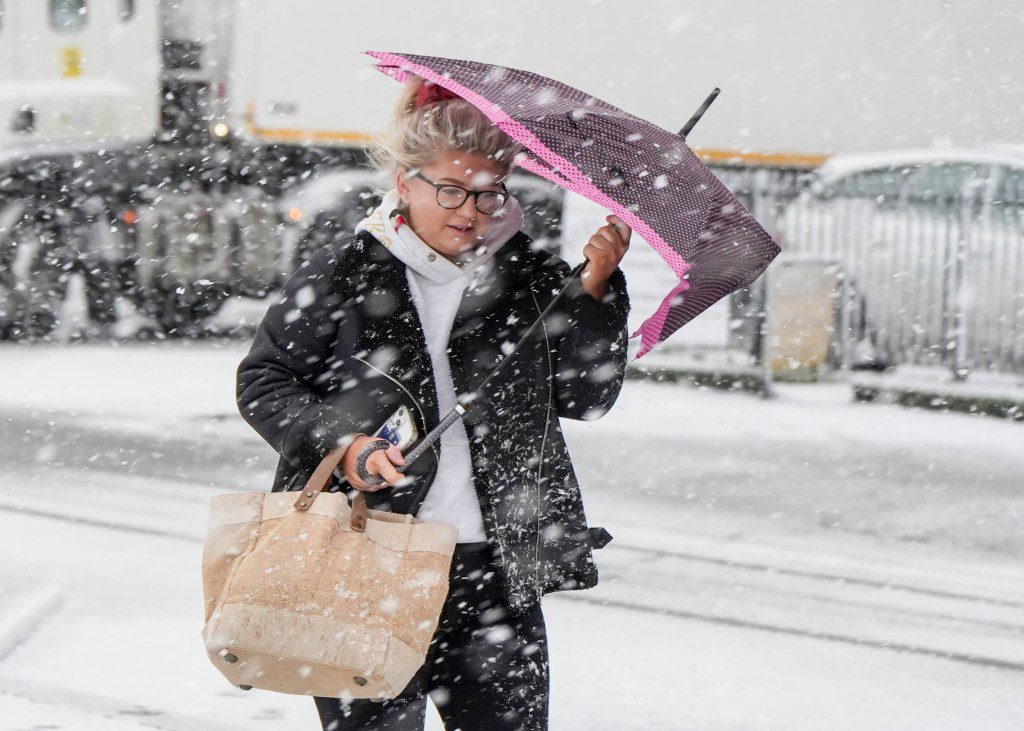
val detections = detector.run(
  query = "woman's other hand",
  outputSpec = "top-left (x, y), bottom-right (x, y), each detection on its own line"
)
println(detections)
top-left (342, 435), bottom-right (408, 491)
top-left (581, 214), bottom-right (631, 300)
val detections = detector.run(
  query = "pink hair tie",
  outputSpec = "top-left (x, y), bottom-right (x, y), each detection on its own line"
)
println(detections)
top-left (415, 81), bottom-right (461, 109)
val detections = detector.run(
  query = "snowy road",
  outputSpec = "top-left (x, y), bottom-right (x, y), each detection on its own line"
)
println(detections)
top-left (1, 341), bottom-right (1023, 729)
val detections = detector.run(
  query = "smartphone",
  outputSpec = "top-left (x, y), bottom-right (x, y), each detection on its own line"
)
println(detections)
top-left (331, 405), bottom-right (418, 488)
top-left (374, 404), bottom-right (418, 452)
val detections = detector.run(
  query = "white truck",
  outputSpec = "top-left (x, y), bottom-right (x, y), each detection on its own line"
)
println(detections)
top-left (0, 0), bottom-right (572, 338)
top-left (2, 0), bottom-right (1017, 342)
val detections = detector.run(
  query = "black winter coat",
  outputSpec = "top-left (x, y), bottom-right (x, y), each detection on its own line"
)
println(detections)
top-left (235, 227), bottom-right (630, 615)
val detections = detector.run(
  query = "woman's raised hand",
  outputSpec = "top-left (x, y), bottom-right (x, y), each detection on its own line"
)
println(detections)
top-left (342, 434), bottom-right (408, 491)
top-left (581, 214), bottom-right (631, 299)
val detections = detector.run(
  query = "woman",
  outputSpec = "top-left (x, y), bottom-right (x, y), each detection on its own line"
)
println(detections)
top-left (235, 75), bottom-right (631, 730)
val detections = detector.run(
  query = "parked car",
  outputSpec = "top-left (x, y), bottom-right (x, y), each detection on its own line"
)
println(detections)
top-left (276, 167), bottom-right (384, 273)
top-left (778, 146), bottom-right (1024, 373)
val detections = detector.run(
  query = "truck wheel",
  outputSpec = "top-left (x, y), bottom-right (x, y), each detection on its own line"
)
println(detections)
top-left (132, 280), bottom-right (231, 335)
top-left (82, 260), bottom-right (120, 326)
top-left (0, 206), bottom-right (72, 341)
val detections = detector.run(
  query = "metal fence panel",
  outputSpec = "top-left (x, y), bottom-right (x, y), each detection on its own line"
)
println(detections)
top-left (717, 163), bottom-right (1024, 377)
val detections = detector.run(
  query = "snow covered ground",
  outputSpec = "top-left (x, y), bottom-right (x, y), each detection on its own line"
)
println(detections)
top-left (1, 338), bottom-right (1023, 729)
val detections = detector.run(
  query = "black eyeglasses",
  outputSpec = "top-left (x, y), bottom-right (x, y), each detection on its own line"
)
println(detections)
top-left (410, 171), bottom-right (509, 215)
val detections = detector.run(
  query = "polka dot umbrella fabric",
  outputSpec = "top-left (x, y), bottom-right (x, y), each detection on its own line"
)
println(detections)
top-left (365, 51), bottom-right (781, 359)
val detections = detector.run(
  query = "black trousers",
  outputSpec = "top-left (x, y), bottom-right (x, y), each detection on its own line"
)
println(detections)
top-left (314, 541), bottom-right (550, 731)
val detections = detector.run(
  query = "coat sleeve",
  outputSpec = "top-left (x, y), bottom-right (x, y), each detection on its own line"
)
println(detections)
top-left (235, 242), bottom-right (364, 473)
top-left (545, 260), bottom-right (631, 421)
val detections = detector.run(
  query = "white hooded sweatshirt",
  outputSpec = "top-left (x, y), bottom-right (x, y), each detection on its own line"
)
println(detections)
top-left (353, 187), bottom-right (525, 542)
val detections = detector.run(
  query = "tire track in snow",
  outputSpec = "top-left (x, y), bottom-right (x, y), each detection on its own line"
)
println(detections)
top-left (0, 673), bottom-right (249, 731)
top-left (4, 410), bottom-right (1023, 674)
top-left (549, 593), bottom-right (1024, 673)
top-left (3, 500), bottom-right (1023, 675)
top-left (612, 542), bottom-right (1024, 610)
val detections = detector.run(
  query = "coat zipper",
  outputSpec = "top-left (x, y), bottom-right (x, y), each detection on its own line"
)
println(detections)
top-left (529, 288), bottom-right (553, 595)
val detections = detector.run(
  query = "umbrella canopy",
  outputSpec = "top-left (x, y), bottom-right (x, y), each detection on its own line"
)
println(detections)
top-left (364, 50), bottom-right (781, 359)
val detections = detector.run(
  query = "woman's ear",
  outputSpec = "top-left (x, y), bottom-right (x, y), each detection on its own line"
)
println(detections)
top-left (395, 168), bottom-right (407, 203)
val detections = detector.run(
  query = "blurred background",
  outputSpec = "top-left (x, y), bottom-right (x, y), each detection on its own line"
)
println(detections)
top-left (1, 1), bottom-right (1022, 729)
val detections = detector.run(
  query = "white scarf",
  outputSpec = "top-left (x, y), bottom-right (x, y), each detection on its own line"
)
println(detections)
top-left (353, 187), bottom-right (524, 286)
top-left (352, 186), bottom-right (524, 542)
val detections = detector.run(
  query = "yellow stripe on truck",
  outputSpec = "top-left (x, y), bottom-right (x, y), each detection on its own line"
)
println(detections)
top-left (694, 148), bottom-right (829, 168)
top-left (247, 124), bottom-right (377, 145)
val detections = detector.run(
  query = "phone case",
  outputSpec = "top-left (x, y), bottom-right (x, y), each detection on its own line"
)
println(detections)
top-left (374, 405), bottom-right (418, 451)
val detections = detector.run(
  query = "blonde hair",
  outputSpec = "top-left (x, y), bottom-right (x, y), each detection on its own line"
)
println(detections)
top-left (364, 74), bottom-right (524, 198)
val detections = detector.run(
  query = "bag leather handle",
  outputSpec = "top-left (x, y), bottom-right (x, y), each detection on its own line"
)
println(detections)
top-left (291, 443), bottom-right (369, 532)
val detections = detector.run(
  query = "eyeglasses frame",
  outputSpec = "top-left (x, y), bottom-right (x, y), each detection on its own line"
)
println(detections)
top-left (409, 170), bottom-right (510, 215)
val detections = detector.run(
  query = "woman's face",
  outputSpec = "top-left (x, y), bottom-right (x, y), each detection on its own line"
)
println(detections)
top-left (395, 150), bottom-right (509, 262)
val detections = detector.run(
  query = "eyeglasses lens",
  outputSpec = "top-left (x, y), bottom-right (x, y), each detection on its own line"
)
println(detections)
top-left (475, 192), bottom-right (504, 214)
top-left (437, 186), bottom-right (467, 208)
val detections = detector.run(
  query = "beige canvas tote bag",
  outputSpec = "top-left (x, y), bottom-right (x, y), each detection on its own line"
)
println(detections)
top-left (200, 443), bottom-right (459, 699)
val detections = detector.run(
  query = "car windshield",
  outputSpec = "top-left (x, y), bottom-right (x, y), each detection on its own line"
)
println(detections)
top-left (900, 162), bottom-right (990, 202)
top-left (815, 164), bottom-right (918, 200)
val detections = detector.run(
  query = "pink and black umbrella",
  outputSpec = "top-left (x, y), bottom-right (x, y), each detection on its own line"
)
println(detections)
top-left (364, 50), bottom-right (781, 359)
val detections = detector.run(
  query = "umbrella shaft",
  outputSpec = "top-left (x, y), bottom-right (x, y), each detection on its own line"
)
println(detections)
top-left (397, 256), bottom-right (591, 475)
